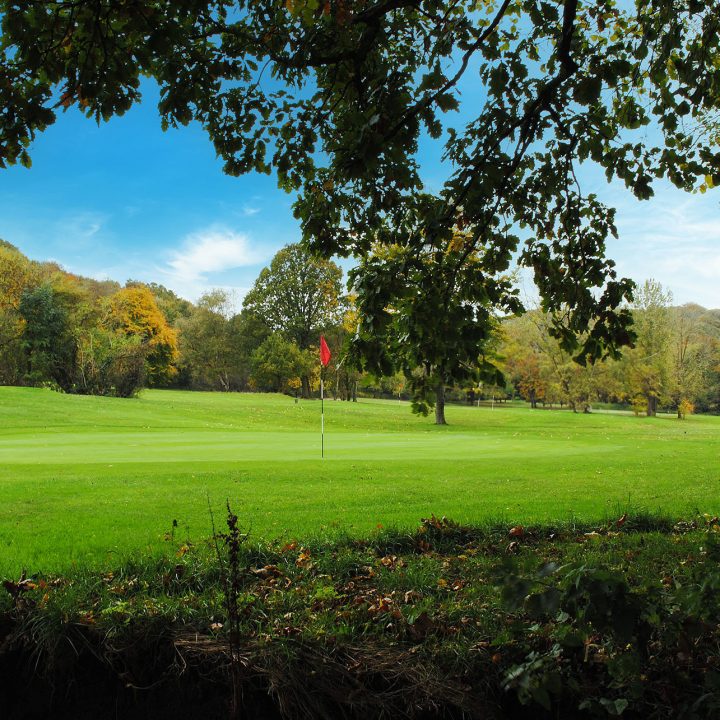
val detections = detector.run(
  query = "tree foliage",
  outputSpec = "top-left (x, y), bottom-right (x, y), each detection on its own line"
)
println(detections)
top-left (243, 243), bottom-right (343, 351)
top-left (3, 0), bottom-right (720, 384)
top-left (177, 290), bottom-right (244, 391)
top-left (0, 242), bottom-right (36, 384)
top-left (243, 243), bottom-right (343, 396)
top-left (499, 286), bottom-right (720, 415)
top-left (18, 284), bottom-right (76, 390)
top-left (105, 285), bottom-right (179, 386)
top-left (250, 333), bottom-right (312, 394)
top-left (351, 233), bottom-right (508, 422)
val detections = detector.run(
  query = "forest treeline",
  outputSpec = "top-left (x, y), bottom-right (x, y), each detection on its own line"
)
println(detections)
top-left (1, 239), bottom-right (719, 416)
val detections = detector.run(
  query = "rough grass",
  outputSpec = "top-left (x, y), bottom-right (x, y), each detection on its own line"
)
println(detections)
top-left (2, 516), bottom-right (719, 719)
top-left (0, 387), bottom-right (718, 575)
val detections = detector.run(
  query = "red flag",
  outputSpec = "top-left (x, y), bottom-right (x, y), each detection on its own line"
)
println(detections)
top-left (320, 335), bottom-right (331, 367)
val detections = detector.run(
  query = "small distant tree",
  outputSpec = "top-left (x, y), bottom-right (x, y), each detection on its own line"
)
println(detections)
top-left (385, 372), bottom-right (406, 401)
top-left (250, 334), bottom-right (306, 394)
top-left (677, 398), bottom-right (694, 420)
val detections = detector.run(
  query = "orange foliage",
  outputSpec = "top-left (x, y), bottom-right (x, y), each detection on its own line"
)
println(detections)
top-left (106, 286), bottom-right (179, 382)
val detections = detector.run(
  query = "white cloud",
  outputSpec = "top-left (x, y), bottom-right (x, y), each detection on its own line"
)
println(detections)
top-left (53, 211), bottom-right (108, 249)
top-left (165, 226), bottom-right (267, 282)
top-left (153, 226), bottom-right (273, 302)
top-left (607, 187), bottom-right (720, 308)
top-left (241, 205), bottom-right (261, 217)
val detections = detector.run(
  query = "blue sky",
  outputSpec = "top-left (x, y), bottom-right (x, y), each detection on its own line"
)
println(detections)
top-left (0, 80), bottom-right (718, 310)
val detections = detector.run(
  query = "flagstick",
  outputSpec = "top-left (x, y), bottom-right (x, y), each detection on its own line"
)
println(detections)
top-left (319, 335), bottom-right (331, 459)
top-left (321, 376), bottom-right (325, 459)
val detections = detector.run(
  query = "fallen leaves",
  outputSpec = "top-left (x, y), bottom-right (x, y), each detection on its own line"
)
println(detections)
top-left (379, 555), bottom-right (405, 570)
top-left (251, 564), bottom-right (284, 579)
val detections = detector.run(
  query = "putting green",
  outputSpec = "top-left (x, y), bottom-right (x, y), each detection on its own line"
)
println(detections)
top-left (0, 387), bottom-right (717, 574)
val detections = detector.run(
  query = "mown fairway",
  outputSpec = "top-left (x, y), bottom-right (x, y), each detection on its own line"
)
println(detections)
top-left (0, 387), bottom-right (718, 575)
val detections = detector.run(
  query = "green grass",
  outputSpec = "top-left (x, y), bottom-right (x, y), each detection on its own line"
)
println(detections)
top-left (1, 386), bottom-right (718, 575)
top-left (4, 521), bottom-right (719, 719)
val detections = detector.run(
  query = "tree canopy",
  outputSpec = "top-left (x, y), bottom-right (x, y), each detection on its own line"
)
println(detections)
top-left (243, 243), bottom-right (343, 351)
top-left (352, 233), bottom-right (507, 423)
top-left (243, 242), bottom-right (343, 396)
top-left (2, 0), bottom-right (720, 402)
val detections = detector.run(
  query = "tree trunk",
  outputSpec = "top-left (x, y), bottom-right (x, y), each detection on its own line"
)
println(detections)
top-left (434, 383), bottom-right (447, 425)
top-left (646, 395), bottom-right (657, 417)
top-left (301, 374), bottom-right (311, 399)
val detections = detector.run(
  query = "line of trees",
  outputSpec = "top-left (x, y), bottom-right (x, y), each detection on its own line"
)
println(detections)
top-left (499, 281), bottom-right (720, 417)
top-left (0, 239), bottom-right (178, 397)
top-left (2, 238), bottom-right (718, 418)
top-left (3, 1), bottom-right (720, 423)
top-left (0, 239), bottom-right (353, 400)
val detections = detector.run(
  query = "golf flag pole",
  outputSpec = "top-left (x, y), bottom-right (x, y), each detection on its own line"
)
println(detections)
top-left (320, 336), bottom-right (331, 458)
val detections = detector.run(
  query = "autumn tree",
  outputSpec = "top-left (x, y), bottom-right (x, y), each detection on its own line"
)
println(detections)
top-left (106, 285), bottom-right (179, 387)
top-left (501, 315), bottom-right (550, 409)
top-left (503, 310), bottom-right (611, 412)
top-left (0, 241), bottom-right (36, 384)
top-left (2, 0), bottom-right (720, 403)
top-left (243, 243), bottom-right (343, 397)
top-left (127, 281), bottom-right (193, 325)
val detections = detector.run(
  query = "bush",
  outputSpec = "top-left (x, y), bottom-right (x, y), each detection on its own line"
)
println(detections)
top-left (678, 398), bottom-right (694, 419)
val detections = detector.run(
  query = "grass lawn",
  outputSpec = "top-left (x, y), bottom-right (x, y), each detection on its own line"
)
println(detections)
top-left (0, 386), bottom-right (718, 575)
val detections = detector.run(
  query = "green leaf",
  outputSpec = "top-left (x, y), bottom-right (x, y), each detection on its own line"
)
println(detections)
top-left (600, 697), bottom-right (629, 716)
top-left (574, 76), bottom-right (602, 105)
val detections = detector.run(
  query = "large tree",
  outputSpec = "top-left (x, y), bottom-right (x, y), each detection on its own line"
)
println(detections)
top-left (351, 232), bottom-right (509, 423)
top-left (2, 0), bottom-right (720, 409)
top-left (243, 243), bottom-right (343, 395)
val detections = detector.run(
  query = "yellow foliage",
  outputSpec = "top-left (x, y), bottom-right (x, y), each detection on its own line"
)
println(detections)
top-left (106, 286), bottom-right (179, 381)
top-left (678, 398), bottom-right (694, 420)
top-left (0, 246), bottom-right (36, 311)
